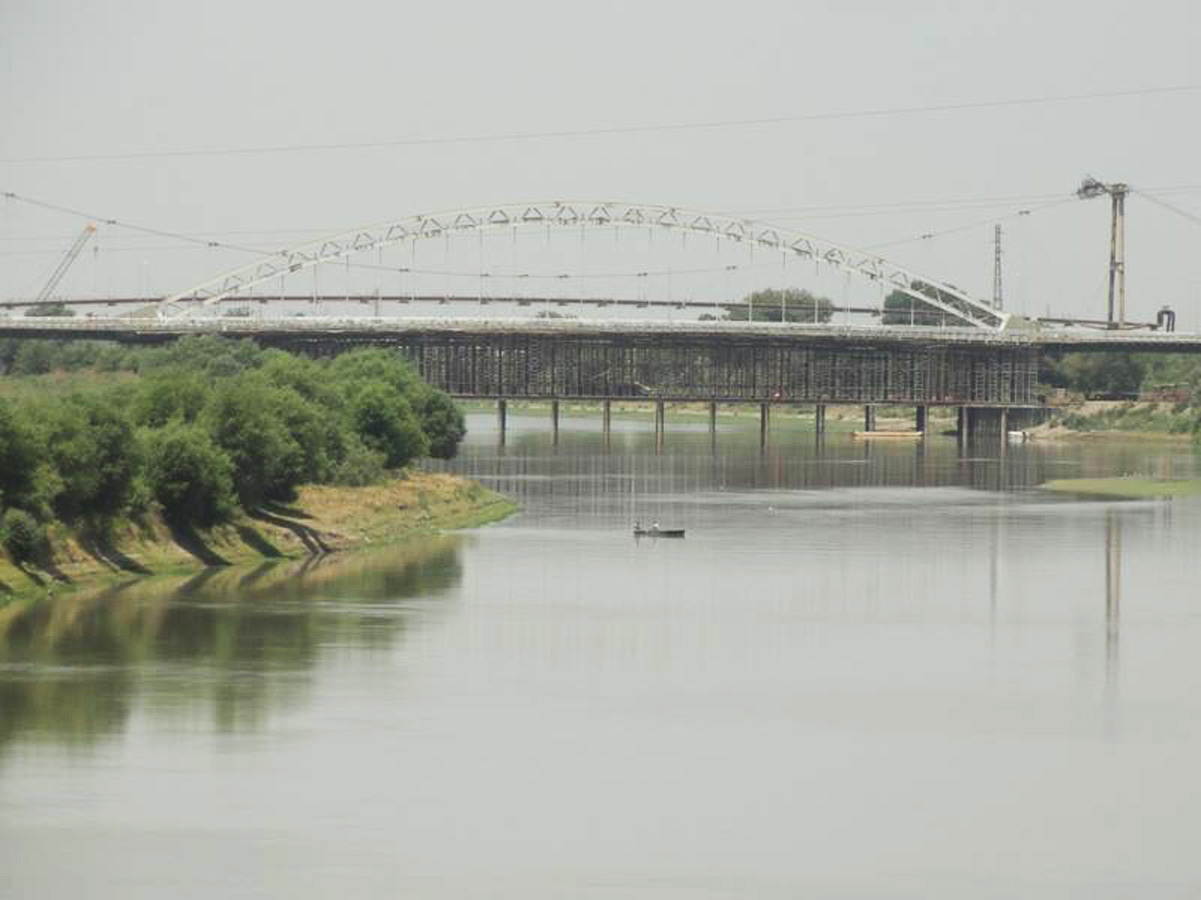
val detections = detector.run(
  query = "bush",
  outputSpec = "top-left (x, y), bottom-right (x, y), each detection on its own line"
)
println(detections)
top-left (144, 423), bottom-right (236, 525)
top-left (43, 395), bottom-right (139, 519)
top-left (414, 389), bottom-right (466, 459)
top-left (1, 508), bottom-right (43, 564)
top-left (135, 374), bottom-right (208, 427)
top-left (203, 377), bottom-right (306, 506)
top-left (332, 434), bottom-right (387, 486)
top-left (349, 383), bottom-right (429, 468)
top-left (0, 399), bottom-right (41, 509)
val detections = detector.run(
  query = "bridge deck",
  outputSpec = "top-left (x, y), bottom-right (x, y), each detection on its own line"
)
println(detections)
top-left (1, 315), bottom-right (1199, 352)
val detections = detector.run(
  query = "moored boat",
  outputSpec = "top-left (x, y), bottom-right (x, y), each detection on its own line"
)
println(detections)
top-left (633, 521), bottom-right (685, 538)
top-left (633, 527), bottom-right (686, 538)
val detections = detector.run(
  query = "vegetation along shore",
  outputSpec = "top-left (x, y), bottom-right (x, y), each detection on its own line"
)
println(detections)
top-left (0, 337), bottom-right (514, 602)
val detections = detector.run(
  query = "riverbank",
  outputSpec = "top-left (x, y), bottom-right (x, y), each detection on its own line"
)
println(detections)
top-left (1029, 400), bottom-right (1200, 442)
top-left (0, 470), bottom-right (515, 603)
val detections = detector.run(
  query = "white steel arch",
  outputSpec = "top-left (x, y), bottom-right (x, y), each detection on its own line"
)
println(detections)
top-left (158, 201), bottom-right (1007, 329)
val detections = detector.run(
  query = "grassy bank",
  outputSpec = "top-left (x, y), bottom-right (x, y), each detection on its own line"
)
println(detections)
top-left (1040, 477), bottom-right (1201, 499)
top-left (0, 470), bottom-right (514, 603)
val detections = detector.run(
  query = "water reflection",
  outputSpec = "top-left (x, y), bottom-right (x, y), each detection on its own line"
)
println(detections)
top-left (0, 537), bottom-right (462, 754)
top-left (1105, 511), bottom-right (1122, 700)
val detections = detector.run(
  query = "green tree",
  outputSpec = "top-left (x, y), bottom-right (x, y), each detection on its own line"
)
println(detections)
top-left (881, 289), bottom-right (944, 326)
top-left (43, 395), bottom-right (139, 519)
top-left (329, 348), bottom-right (425, 398)
top-left (1056, 353), bottom-right (1146, 397)
top-left (23, 302), bottom-right (76, 318)
top-left (332, 433), bottom-right (388, 486)
top-left (723, 288), bottom-right (834, 323)
top-left (349, 383), bottom-right (429, 468)
top-left (135, 374), bottom-right (209, 427)
top-left (0, 399), bottom-right (41, 510)
top-left (11, 341), bottom-right (57, 375)
top-left (202, 377), bottom-right (306, 506)
top-left (412, 389), bottom-right (466, 459)
top-left (143, 422), bottom-right (236, 525)
top-left (1, 508), bottom-right (43, 563)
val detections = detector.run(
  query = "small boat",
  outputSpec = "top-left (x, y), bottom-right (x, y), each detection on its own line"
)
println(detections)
top-left (633, 524), bottom-right (685, 538)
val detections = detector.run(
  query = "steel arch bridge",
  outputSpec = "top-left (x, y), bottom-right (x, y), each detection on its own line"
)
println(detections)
top-left (159, 201), bottom-right (1008, 330)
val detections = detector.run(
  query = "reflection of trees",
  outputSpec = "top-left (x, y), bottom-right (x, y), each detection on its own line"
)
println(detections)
top-left (0, 536), bottom-right (462, 755)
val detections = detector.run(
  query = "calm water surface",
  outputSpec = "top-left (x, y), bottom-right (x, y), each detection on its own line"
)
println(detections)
top-left (3, 411), bottom-right (1201, 898)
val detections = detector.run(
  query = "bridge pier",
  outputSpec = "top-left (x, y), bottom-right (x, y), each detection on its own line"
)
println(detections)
top-left (708, 401), bottom-right (717, 439)
top-left (602, 400), bottom-right (612, 442)
top-left (815, 403), bottom-right (826, 435)
top-left (916, 405), bottom-right (928, 434)
top-left (957, 407), bottom-right (967, 443)
top-left (551, 400), bottom-right (560, 445)
top-left (759, 403), bottom-right (771, 449)
top-left (654, 400), bottom-right (665, 451)
top-left (864, 405), bottom-right (876, 433)
top-left (497, 399), bottom-right (507, 445)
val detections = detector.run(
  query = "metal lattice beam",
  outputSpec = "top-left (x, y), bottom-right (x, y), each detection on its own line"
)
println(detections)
top-left (158, 202), bottom-right (1007, 329)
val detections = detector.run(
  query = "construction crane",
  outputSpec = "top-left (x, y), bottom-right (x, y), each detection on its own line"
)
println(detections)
top-left (35, 224), bottom-right (96, 302)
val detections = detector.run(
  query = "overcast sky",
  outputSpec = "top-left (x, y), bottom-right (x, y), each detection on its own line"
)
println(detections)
top-left (1, 0), bottom-right (1198, 324)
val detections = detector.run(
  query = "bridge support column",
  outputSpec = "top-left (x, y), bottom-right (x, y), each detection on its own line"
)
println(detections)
top-left (497, 399), bottom-right (507, 446)
top-left (916, 405), bottom-right (928, 434)
top-left (759, 403), bottom-right (771, 449)
top-left (654, 401), bottom-right (665, 451)
top-left (957, 406), bottom-right (967, 442)
top-left (815, 403), bottom-right (826, 435)
top-left (999, 407), bottom-right (1009, 454)
top-left (602, 400), bottom-right (612, 442)
top-left (551, 400), bottom-right (560, 444)
top-left (708, 401), bottom-right (717, 439)
top-left (864, 405), bottom-right (876, 433)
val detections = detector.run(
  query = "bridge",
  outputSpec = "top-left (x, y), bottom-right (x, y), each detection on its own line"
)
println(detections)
top-left (4, 199), bottom-right (1197, 442)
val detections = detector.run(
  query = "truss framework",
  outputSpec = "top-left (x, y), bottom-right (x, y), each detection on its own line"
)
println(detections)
top-left (158, 201), bottom-right (1007, 330)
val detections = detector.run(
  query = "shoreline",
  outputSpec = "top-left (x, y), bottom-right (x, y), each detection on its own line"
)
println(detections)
top-left (0, 470), bottom-right (515, 605)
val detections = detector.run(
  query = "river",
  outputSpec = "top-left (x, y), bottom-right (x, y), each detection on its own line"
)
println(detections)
top-left (2, 409), bottom-right (1200, 898)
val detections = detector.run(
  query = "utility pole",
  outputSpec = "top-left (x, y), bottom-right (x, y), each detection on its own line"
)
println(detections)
top-left (992, 224), bottom-right (1003, 311)
top-left (1077, 177), bottom-right (1129, 328)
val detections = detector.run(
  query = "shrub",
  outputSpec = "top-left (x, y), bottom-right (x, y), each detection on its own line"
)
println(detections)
top-left (349, 383), bottom-right (429, 468)
top-left (0, 399), bottom-right (41, 508)
top-left (1, 508), bottom-right (43, 564)
top-left (43, 394), bottom-right (139, 519)
top-left (332, 434), bottom-right (388, 486)
top-left (414, 389), bottom-right (466, 459)
top-left (203, 377), bottom-right (306, 506)
top-left (143, 423), bottom-right (236, 525)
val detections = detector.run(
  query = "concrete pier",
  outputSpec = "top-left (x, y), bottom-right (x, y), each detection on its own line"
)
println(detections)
top-left (759, 403), bottom-right (771, 449)
top-left (551, 400), bottom-right (560, 444)
top-left (864, 405), bottom-right (876, 432)
top-left (602, 400), bottom-right (612, 442)
top-left (815, 403), bottom-right (826, 435)
top-left (497, 398), bottom-right (507, 445)
top-left (916, 405), bottom-right (928, 434)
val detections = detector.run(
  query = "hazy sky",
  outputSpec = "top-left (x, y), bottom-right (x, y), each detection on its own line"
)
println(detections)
top-left (1, 0), bottom-right (1198, 323)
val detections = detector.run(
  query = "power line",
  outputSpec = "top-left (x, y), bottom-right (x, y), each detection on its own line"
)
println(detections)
top-left (0, 190), bottom-right (273, 257)
top-left (1135, 190), bottom-right (1201, 229)
top-left (3, 84), bottom-right (1199, 165)
top-left (864, 196), bottom-right (1078, 251)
